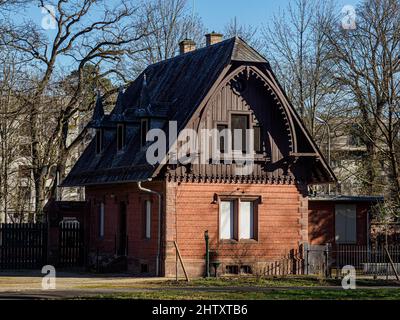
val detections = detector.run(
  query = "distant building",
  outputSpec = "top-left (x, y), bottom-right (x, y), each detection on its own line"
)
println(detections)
top-left (0, 109), bottom-right (89, 223)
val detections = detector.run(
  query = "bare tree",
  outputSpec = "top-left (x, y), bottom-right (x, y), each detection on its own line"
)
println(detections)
top-left (262, 0), bottom-right (344, 138)
top-left (325, 0), bottom-right (400, 200)
top-left (223, 17), bottom-right (262, 51)
top-left (0, 50), bottom-right (32, 223)
top-left (1, 0), bottom-right (154, 219)
top-left (125, 0), bottom-right (205, 75)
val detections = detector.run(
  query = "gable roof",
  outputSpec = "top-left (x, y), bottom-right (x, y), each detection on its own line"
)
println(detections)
top-left (62, 37), bottom-right (334, 187)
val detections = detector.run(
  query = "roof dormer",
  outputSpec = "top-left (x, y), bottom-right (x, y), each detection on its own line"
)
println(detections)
top-left (89, 91), bottom-right (105, 128)
top-left (110, 86), bottom-right (126, 122)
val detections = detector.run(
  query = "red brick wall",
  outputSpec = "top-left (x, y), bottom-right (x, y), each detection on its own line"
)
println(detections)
top-left (86, 182), bottom-right (164, 275)
top-left (164, 182), bottom-right (308, 278)
top-left (308, 201), bottom-right (369, 246)
top-left (85, 181), bottom-right (309, 278)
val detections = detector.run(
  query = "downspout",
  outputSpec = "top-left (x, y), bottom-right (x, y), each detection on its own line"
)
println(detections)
top-left (138, 181), bottom-right (162, 277)
top-left (367, 208), bottom-right (370, 248)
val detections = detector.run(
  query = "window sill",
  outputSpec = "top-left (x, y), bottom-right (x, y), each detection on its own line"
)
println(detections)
top-left (219, 239), bottom-right (258, 244)
top-left (239, 239), bottom-right (258, 244)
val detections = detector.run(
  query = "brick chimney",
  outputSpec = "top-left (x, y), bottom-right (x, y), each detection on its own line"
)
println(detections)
top-left (179, 39), bottom-right (196, 54)
top-left (205, 32), bottom-right (223, 46)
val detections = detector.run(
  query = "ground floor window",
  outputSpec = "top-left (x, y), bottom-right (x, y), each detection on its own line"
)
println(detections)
top-left (99, 202), bottom-right (105, 238)
top-left (144, 200), bottom-right (152, 239)
top-left (220, 200), bottom-right (235, 239)
top-left (219, 198), bottom-right (258, 241)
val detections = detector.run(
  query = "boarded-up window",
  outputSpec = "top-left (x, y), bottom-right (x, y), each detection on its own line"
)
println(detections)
top-left (335, 204), bottom-right (357, 244)
top-left (220, 201), bottom-right (234, 239)
top-left (144, 200), bottom-right (151, 239)
top-left (99, 202), bottom-right (105, 238)
top-left (239, 201), bottom-right (254, 239)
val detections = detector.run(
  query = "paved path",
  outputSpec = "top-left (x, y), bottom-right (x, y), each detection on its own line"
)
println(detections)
top-left (0, 272), bottom-right (399, 299)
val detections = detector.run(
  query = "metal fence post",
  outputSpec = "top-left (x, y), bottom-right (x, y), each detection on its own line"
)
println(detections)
top-left (204, 231), bottom-right (210, 278)
top-left (325, 243), bottom-right (331, 278)
top-left (303, 243), bottom-right (309, 275)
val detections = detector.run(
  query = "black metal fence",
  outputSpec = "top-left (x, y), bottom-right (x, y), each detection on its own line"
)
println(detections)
top-left (0, 223), bottom-right (48, 270)
top-left (331, 245), bottom-right (400, 276)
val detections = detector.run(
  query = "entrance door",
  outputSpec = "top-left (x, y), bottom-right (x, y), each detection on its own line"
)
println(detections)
top-left (118, 202), bottom-right (127, 256)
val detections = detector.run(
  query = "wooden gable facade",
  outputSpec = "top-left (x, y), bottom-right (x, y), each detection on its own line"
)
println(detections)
top-left (62, 36), bottom-right (335, 277)
top-left (162, 63), bottom-right (334, 184)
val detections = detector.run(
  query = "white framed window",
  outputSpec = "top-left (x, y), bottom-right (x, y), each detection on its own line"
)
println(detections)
top-left (99, 202), bottom-right (105, 238)
top-left (335, 204), bottom-right (357, 244)
top-left (145, 200), bottom-right (151, 239)
top-left (220, 201), bottom-right (234, 240)
top-left (239, 201), bottom-right (254, 240)
top-left (219, 199), bottom-right (257, 241)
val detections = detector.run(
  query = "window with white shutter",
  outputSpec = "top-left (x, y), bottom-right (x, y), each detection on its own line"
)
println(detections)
top-left (220, 201), bottom-right (234, 240)
top-left (219, 199), bottom-right (258, 241)
top-left (239, 201), bottom-right (254, 240)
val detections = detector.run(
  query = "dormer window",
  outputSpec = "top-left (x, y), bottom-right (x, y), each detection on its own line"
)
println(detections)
top-left (117, 124), bottom-right (126, 151)
top-left (96, 128), bottom-right (103, 154)
top-left (141, 119), bottom-right (149, 147)
top-left (254, 125), bottom-right (262, 154)
top-left (231, 114), bottom-right (249, 153)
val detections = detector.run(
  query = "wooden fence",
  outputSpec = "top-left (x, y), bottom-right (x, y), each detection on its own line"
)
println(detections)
top-left (0, 223), bottom-right (47, 270)
top-left (58, 223), bottom-right (84, 267)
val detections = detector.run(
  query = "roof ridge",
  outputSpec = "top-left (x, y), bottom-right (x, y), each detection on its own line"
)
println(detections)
top-left (147, 37), bottom-right (236, 69)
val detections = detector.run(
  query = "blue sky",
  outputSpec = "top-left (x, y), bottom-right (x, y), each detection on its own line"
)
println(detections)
top-left (195, 0), bottom-right (358, 32)
top-left (9, 0), bottom-right (359, 74)
top-left (16, 0), bottom-right (360, 35)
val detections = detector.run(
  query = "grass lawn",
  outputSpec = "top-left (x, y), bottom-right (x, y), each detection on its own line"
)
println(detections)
top-left (84, 288), bottom-right (400, 300)
top-left (77, 276), bottom-right (400, 300)
top-left (164, 276), bottom-right (400, 288)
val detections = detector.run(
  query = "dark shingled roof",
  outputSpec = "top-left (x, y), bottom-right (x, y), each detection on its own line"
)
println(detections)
top-left (90, 92), bottom-right (105, 128)
top-left (62, 37), bottom-right (268, 187)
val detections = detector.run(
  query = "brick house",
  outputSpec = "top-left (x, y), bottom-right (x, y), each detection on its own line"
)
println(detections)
top-left (61, 34), bottom-right (336, 277)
